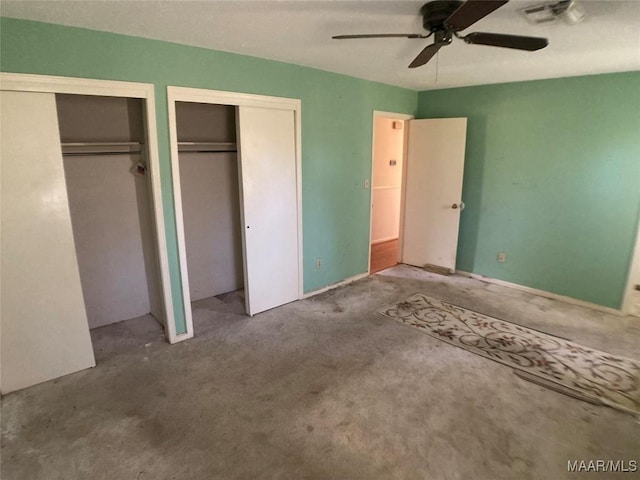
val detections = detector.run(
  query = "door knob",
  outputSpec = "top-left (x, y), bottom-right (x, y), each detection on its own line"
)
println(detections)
top-left (451, 203), bottom-right (458, 209)
top-left (451, 202), bottom-right (465, 210)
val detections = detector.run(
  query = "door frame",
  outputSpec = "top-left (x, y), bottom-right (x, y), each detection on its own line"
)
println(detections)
top-left (166, 86), bottom-right (303, 340)
top-left (622, 215), bottom-right (640, 316)
top-left (368, 111), bottom-right (414, 274)
top-left (0, 72), bottom-right (177, 341)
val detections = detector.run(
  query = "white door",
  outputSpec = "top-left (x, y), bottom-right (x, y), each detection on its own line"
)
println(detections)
top-left (237, 106), bottom-right (299, 315)
top-left (626, 279), bottom-right (640, 317)
top-left (623, 229), bottom-right (640, 317)
top-left (0, 91), bottom-right (95, 394)
top-left (401, 118), bottom-right (467, 271)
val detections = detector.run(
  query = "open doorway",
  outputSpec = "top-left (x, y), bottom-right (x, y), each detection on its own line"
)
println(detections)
top-left (56, 94), bottom-right (167, 362)
top-left (175, 101), bottom-right (247, 331)
top-left (369, 112), bottom-right (413, 274)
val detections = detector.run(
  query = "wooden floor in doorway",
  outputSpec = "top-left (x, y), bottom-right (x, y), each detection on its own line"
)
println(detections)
top-left (370, 239), bottom-right (399, 274)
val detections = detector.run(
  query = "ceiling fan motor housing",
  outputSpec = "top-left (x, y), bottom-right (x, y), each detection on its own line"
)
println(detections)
top-left (334, 0), bottom-right (549, 69)
top-left (421, 0), bottom-right (464, 32)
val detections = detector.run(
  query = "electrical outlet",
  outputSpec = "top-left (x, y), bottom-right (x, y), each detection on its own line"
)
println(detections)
top-left (316, 258), bottom-right (322, 269)
top-left (497, 252), bottom-right (507, 263)
top-left (364, 179), bottom-right (370, 189)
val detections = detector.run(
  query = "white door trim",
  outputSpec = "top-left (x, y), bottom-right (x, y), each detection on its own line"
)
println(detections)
top-left (167, 86), bottom-right (301, 111)
top-left (622, 216), bottom-right (640, 316)
top-left (0, 73), bottom-right (154, 98)
top-left (368, 111), bottom-right (414, 274)
top-left (166, 86), bottom-right (303, 340)
top-left (0, 72), bottom-right (177, 342)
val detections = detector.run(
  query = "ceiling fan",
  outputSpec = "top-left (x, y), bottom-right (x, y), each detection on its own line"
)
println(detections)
top-left (333, 0), bottom-right (549, 68)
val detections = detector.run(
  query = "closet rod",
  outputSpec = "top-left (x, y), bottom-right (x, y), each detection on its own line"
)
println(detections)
top-left (178, 149), bottom-right (238, 154)
top-left (61, 142), bottom-right (143, 156)
top-left (62, 151), bottom-right (144, 157)
top-left (177, 142), bottom-right (237, 153)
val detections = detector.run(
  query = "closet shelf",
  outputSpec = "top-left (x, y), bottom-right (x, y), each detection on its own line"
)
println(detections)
top-left (61, 142), bottom-right (143, 155)
top-left (178, 142), bottom-right (237, 153)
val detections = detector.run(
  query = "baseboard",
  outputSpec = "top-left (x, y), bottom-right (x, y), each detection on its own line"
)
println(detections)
top-left (371, 236), bottom-right (399, 245)
top-left (302, 272), bottom-right (369, 299)
top-left (456, 271), bottom-right (624, 317)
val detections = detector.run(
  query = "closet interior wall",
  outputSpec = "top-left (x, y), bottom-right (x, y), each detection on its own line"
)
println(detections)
top-left (176, 102), bottom-right (244, 303)
top-left (56, 94), bottom-right (163, 330)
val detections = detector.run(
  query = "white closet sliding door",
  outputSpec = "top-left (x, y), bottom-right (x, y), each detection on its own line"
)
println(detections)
top-left (237, 106), bottom-right (299, 315)
top-left (0, 91), bottom-right (95, 394)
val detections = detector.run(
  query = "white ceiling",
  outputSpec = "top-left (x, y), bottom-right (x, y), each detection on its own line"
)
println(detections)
top-left (2, 0), bottom-right (639, 91)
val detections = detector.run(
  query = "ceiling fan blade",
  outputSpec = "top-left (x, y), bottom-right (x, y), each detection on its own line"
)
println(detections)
top-left (445, 0), bottom-right (509, 30)
top-left (409, 43), bottom-right (442, 68)
top-left (464, 32), bottom-right (548, 51)
top-left (332, 33), bottom-right (429, 40)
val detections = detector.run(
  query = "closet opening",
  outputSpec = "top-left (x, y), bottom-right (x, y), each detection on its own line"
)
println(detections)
top-left (56, 94), bottom-right (166, 361)
top-left (175, 101), bottom-right (246, 333)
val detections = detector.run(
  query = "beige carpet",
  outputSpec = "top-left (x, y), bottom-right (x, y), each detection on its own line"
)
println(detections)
top-left (379, 293), bottom-right (640, 416)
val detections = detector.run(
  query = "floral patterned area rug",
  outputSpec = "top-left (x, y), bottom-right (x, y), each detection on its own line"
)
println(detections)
top-left (378, 293), bottom-right (640, 416)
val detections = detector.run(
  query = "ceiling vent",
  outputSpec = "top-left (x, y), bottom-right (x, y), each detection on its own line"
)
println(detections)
top-left (521, 0), bottom-right (585, 25)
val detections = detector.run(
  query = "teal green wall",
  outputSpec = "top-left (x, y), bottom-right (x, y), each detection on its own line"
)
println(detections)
top-left (0, 17), bottom-right (417, 334)
top-left (418, 72), bottom-right (640, 309)
top-left (3, 18), bottom-right (637, 320)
